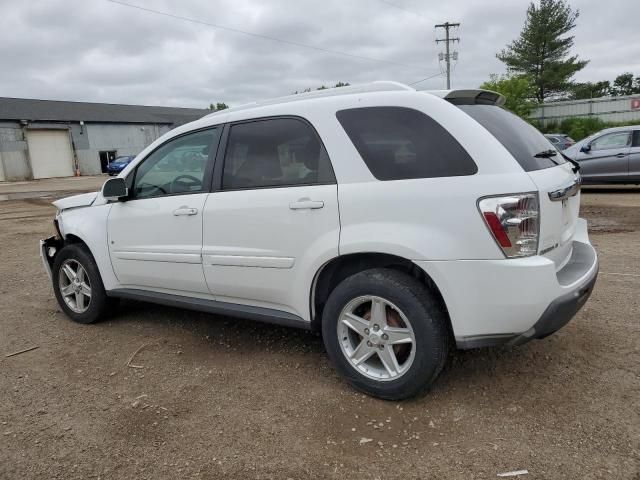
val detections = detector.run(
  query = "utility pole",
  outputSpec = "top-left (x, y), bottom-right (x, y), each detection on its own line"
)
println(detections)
top-left (435, 22), bottom-right (460, 89)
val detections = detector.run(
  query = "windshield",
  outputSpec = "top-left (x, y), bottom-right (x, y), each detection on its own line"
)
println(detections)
top-left (457, 105), bottom-right (565, 171)
top-left (113, 156), bottom-right (132, 164)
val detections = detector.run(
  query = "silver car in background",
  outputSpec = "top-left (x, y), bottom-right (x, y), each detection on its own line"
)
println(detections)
top-left (563, 126), bottom-right (640, 184)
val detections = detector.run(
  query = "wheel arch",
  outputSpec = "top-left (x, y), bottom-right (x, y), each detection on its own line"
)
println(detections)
top-left (310, 252), bottom-right (452, 335)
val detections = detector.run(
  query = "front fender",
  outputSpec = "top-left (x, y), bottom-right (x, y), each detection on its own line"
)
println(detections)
top-left (56, 204), bottom-right (119, 290)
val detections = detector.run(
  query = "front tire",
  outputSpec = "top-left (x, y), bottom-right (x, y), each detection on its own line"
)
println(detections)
top-left (52, 243), bottom-right (112, 324)
top-left (322, 268), bottom-right (450, 400)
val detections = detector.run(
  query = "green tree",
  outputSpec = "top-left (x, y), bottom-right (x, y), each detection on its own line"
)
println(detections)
top-left (480, 74), bottom-right (537, 118)
top-left (610, 72), bottom-right (640, 96)
top-left (568, 81), bottom-right (611, 100)
top-left (208, 102), bottom-right (229, 111)
top-left (497, 0), bottom-right (588, 102)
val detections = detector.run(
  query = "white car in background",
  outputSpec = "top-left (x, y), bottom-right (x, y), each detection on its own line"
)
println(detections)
top-left (41, 82), bottom-right (598, 400)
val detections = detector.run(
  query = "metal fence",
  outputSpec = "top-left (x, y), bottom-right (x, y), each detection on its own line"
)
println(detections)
top-left (530, 95), bottom-right (640, 126)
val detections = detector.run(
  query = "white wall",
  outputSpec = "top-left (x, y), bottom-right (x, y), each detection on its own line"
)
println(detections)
top-left (531, 95), bottom-right (640, 126)
top-left (0, 122), bottom-right (174, 181)
top-left (78, 123), bottom-right (171, 174)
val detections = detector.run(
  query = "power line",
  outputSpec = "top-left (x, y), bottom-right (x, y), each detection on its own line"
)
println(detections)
top-left (105, 0), bottom-right (427, 71)
top-left (408, 72), bottom-right (444, 86)
top-left (375, 0), bottom-right (428, 20)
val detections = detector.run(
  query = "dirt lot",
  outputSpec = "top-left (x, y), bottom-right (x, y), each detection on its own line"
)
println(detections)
top-left (0, 179), bottom-right (638, 479)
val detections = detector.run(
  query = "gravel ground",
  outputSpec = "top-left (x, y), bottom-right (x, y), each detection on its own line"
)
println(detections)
top-left (0, 183), bottom-right (638, 479)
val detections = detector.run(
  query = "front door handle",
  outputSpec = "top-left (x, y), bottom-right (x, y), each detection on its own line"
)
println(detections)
top-left (289, 198), bottom-right (324, 210)
top-left (616, 153), bottom-right (629, 158)
top-left (173, 206), bottom-right (198, 216)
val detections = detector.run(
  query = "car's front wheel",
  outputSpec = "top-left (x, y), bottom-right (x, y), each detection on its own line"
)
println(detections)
top-left (322, 268), bottom-right (450, 400)
top-left (52, 243), bottom-right (112, 324)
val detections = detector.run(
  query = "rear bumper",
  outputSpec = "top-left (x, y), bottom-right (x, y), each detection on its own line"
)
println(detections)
top-left (414, 219), bottom-right (599, 349)
top-left (507, 255), bottom-right (598, 346)
top-left (457, 244), bottom-right (598, 348)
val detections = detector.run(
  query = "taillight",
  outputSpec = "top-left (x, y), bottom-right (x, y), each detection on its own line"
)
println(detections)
top-left (478, 193), bottom-right (539, 258)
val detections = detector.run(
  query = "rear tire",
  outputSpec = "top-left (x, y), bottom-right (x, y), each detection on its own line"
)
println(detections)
top-left (322, 268), bottom-right (450, 400)
top-left (52, 243), bottom-right (113, 324)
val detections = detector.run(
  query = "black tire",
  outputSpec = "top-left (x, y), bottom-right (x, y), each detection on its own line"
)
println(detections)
top-left (52, 243), bottom-right (113, 324)
top-left (322, 268), bottom-right (450, 400)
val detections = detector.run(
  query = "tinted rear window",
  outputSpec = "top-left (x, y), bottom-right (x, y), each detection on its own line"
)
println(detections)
top-left (457, 105), bottom-right (565, 171)
top-left (336, 107), bottom-right (477, 181)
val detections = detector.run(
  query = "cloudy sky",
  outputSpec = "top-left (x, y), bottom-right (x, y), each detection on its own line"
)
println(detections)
top-left (1, 0), bottom-right (637, 108)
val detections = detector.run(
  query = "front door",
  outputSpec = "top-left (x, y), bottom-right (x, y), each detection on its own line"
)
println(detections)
top-left (576, 130), bottom-right (631, 182)
top-left (108, 127), bottom-right (221, 294)
top-left (201, 117), bottom-right (340, 319)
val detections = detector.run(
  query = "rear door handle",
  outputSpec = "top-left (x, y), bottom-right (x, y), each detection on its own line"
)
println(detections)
top-left (173, 206), bottom-right (198, 216)
top-left (289, 198), bottom-right (324, 210)
top-left (616, 153), bottom-right (629, 158)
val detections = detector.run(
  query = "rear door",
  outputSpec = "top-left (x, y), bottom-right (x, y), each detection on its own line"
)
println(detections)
top-left (456, 104), bottom-right (581, 268)
top-left (201, 117), bottom-right (340, 318)
top-left (575, 130), bottom-right (631, 182)
top-left (525, 163), bottom-right (581, 267)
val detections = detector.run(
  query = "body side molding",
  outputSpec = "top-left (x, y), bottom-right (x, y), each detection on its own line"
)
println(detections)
top-left (107, 288), bottom-right (310, 330)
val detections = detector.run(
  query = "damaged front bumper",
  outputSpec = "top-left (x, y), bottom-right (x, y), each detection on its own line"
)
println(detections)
top-left (40, 236), bottom-right (63, 280)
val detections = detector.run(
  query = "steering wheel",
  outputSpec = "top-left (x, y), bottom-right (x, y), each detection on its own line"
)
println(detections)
top-left (171, 174), bottom-right (202, 193)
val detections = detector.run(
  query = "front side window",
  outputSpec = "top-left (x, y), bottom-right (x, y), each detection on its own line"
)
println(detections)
top-left (633, 131), bottom-right (640, 147)
top-left (590, 131), bottom-right (631, 151)
top-left (336, 107), bottom-right (477, 181)
top-left (222, 118), bottom-right (335, 190)
top-left (133, 129), bottom-right (220, 199)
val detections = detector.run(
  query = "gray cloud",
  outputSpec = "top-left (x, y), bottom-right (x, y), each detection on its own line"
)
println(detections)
top-left (0, 0), bottom-right (635, 108)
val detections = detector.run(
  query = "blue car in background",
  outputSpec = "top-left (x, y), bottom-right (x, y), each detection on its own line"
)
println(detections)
top-left (106, 155), bottom-right (135, 176)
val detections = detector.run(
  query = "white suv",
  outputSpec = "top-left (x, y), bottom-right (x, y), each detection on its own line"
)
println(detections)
top-left (41, 82), bottom-right (598, 400)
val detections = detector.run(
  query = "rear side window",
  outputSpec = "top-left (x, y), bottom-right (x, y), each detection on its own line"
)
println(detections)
top-left (336, 107), bottom-right (477, 180)
top-left (457, 105), bottom-right (566, 172)
top-left (634, 130), bottom-right (640, 147)
top-left (222, 118), bottom-right (335, 190)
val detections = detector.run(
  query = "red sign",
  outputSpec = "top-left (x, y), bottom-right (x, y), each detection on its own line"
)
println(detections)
top-left (632, 98), bottom-right (640, 110)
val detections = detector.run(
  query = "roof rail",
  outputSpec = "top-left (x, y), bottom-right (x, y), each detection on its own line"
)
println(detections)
top-left (205, 81), bottom-right (414, 117)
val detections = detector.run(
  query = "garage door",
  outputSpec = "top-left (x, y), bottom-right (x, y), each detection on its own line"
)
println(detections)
top-left (27, 130), bottom-right (75, 179)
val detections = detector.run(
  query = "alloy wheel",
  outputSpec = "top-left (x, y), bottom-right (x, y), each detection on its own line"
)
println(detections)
top-left (337, 295), bottom-right (416, 381)
top-left (58, 259), bottom-right (92, 314)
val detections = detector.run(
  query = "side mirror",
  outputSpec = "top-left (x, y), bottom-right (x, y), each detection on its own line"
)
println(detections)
top-left (102, 177), bottom-right (128, 201)
top-left (580, 144), bottom-right (591, 153)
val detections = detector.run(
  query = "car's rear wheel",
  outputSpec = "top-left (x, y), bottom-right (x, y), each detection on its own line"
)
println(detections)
top-left (52, 244), bottom-right (112, 324)
top-left (322, 268), bottom-right (450, 400)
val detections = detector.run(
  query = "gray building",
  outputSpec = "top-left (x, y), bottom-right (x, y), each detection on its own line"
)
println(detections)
top-left (0, 97), bottom-right (209, 181)
top-left (530, 94), bottom-right (640, 127)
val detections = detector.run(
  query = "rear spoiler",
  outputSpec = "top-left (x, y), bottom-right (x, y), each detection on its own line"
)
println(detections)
top-left (425, 89), bottom-right (506, 107)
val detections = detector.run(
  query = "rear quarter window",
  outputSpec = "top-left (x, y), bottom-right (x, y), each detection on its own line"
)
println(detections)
top-left (336, 107), bottom-right (477, 181)
top-left (457, 105), bottom-right (565, 172)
